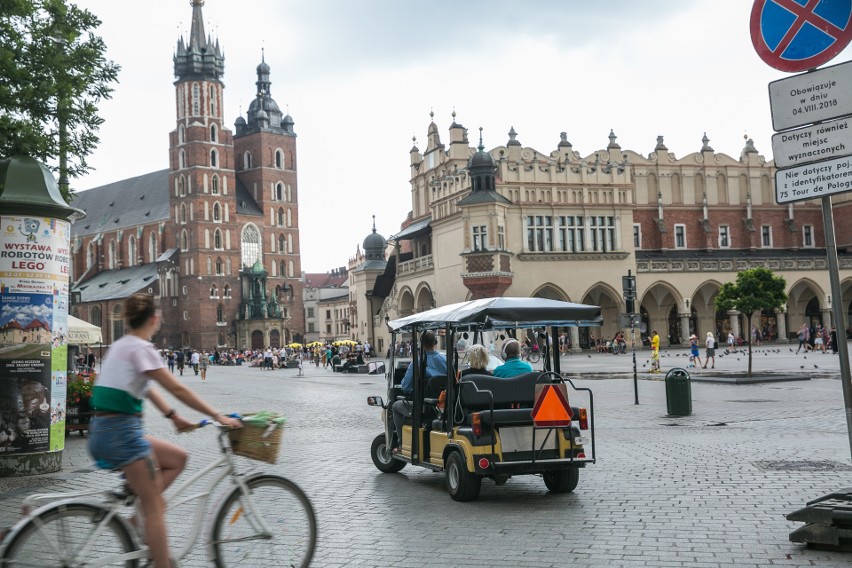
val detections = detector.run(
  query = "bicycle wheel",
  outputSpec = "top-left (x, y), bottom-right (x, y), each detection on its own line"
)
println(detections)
top-left (1, 502), bottom-right (138, 567)
top-left (529, 350), bottom-right (541, 363)
top-left (211, 474), bottom-right (316, 568)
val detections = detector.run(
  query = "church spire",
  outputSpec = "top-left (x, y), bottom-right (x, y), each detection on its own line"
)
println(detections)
top-left (174, 0), bottom-right (225, 81)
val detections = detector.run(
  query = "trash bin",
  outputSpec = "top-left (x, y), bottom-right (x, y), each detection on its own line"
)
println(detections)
top-left (665, 367), bottom-right (692, 416)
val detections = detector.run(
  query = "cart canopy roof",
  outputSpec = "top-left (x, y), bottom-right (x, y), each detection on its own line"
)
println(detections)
top-left (388, 297), bottom-right (602, 332)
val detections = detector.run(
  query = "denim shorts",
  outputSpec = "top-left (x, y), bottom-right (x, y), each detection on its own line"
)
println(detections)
top-left (88, 415), bottom-right (151, 470)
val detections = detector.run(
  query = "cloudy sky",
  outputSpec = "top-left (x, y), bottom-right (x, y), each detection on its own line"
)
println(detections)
top-left (70, 0), bottom-right (838, 272)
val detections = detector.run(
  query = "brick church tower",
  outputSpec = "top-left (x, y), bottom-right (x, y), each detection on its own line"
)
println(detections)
top-left (158, 0), bottom-right (304, 349)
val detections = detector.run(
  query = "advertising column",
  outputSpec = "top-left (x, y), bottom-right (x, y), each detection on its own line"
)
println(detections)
top-left (0, 217), bottom-right (70, 454)
top-left (0, 156), bottom-right (83, 476)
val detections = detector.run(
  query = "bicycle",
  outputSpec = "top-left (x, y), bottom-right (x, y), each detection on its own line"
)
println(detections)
top-left (0, 418), bottom-right (316, 567)
top-left (521, 344), bottom-right (541, 364)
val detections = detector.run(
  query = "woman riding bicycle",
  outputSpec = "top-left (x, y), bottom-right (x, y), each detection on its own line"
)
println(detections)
top-left (88, 293), bottom-right (241, 568)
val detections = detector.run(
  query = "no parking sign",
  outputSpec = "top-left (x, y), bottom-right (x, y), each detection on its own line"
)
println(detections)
top-left (751, 0), bottom-right (852, 72)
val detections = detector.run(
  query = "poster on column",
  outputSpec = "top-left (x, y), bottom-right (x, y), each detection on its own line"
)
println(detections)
top-left (0, 215), bottom-right (71, 453)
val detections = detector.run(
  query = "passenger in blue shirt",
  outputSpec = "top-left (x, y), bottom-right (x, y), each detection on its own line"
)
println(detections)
top-left (493, 339), bottom-right (534, 378)
top-left (391, 331), bottom-right (447, 451)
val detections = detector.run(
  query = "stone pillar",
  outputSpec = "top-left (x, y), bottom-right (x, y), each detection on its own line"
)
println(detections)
top-left (728, 310), bottom-right (741, 339)
top-left (679, 313), bottom-right (691, 343)
top-left (822, 309), bottom-right (832, 331)
top-left (0, 156), bottom-right (84, 477)
top-left (570, 327), bottom-right (581, 353)
top-left (775, 308), bottom-right (788, 343)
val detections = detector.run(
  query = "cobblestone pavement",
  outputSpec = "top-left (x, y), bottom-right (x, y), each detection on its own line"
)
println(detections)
top-left (2, 346), bottom-right (852, 567)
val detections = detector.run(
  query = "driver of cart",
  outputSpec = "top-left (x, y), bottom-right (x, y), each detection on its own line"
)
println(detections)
top-left (88, 293), bottom-right (242, 568)
top-left (391, 330), bottom-right (447, 452)
top-left (493, 338), bottom-right (534, 378)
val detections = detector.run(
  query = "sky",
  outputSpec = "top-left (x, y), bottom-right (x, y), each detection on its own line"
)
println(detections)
top-left (68, 0), bottom-right (851, 272)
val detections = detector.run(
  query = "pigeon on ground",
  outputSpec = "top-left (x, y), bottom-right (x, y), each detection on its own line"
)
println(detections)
top-left (814, 365), bottom-right (818, 369)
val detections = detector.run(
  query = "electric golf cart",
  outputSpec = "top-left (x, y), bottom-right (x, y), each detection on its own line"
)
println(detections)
top-left (368, 297), bottom-right (601, 501)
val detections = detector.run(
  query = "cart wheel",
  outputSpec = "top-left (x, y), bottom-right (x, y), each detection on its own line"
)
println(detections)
top-left (445, 451), bottom-right (481, 501)
top-left (370, 433), bottom-right (405, 473)
top-left (543, 468), bottom-right (579, 493)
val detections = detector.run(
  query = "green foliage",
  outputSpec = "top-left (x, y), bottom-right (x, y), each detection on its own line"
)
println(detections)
top-left (0, 0), bottom-right (120, 202)
top-left (715, 267), bottom-right (788, 316)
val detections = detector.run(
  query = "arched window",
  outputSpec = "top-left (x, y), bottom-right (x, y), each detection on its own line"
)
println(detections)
top-left (210, 123), bottom-right (217, 142)
top-left (207, 256), bottom-right (212, 274)
top-left (86, 241), bottom-right (94, 270)
top-left (210, 284), bottom-right (218, 298)
top-left (192, 83), bottom-right (200, 115)
top-left (241, 224), bottom-right (261, 267)
top-left (226, 257), bottom-right (231, 275)
top-left (210, 149), bottom-right (218, 168)
top-left (179, 150), bottom-right (186, 170)
top-left (179, 175), bottom-right (186, 196)
top-left (108, 240), bottom-right (116, 269)
top-left (180, 203), bottom-right (187, 224)
top-left (209, 85), bottom-right (217, 116)
top-left (178, 124), bottom-right (185, 144)
top-left (244, 151), bottom-right (252, 170)
top-left (127, 236), bottom-right (136, 267)
top-left (271, 259), bottom-right (278, 277)
top-left (287, 209), bottom-right (292, 227)
top-left (180, 230), bottom-right (189, 251)
top-left (288, 260), bottom-right (294, 278)
top-left (112, 304), bottom-right (124, 341)
top-left (91, 306), bottom-right (102, 328)
top-left (275, 182), bottom-right (284, 201)
top-left (275, 149), bottom-right (284, 169)
top-left (278, 234), bottom-right (286, 252)
top-left (277, 208), bottom-right (285, 226)
top-left (214, 229), bottom-right (223, 249)
top-left (216, 303), bottom-right (224, 323)
top-left (148, 233), bottom-right (157, 263)
top-left (224, 285), bottom-right (231, 298)
top-left (211, 175), bottom-right (219, 195)
top-left (213, 202), bottom-right (221, 222)
top-left (216, 257), bottom-right (223, 275)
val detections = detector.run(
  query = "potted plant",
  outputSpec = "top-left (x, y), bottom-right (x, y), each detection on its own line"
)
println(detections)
top-left (67, 373), bottom-right (94, 415)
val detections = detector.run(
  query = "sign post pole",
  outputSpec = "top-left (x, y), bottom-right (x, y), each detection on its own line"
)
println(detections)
top-left (820, 196), bottom-right (852, 458)
top-left (623, 271), bottom-right (638, 405)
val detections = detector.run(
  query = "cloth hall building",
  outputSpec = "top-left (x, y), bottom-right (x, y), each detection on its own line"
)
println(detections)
top-left (347, 118), bottom-right (852, 351)
top-left (68, 0), bottom-right (304, 350)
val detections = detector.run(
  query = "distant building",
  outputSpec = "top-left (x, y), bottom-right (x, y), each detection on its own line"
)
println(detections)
top-left (69, 0), bottom-right (304, 350)
top-left (302, 268), bottom-right (348, 343)
top-left (354, 116), bottom-right (852, 348)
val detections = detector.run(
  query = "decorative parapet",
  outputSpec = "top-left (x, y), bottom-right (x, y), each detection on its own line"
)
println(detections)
top-left (517, 252), bottom-right (630, 262)
top-left (636, 256), bottom-right (848, 273)
top-left (461, 271), bottom-right (515, 279)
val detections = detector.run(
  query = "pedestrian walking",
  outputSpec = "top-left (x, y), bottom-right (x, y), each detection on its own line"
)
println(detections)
top-left (704, 332), bottom-right (716, 369)
top-left (831, 327), bottom-right (839, 354)
top-left (199, 351), bottom-right (208, 381)
top-left (796, 323), bottom-right (810, 354)
top-left (167, 351), bottom-right (175, 374)
top-left (727, 331), bottom-right (736, 352)
top-left (175, 350), bottom-right (185, 375)
top-left (649, 330), bottom-right (661, 373)
top-left (190, 350), bottom-right (200, 375)
top-left (689, 334), bottom-right (702, 368)
top-left (814, 323), bottom-right (825, 353)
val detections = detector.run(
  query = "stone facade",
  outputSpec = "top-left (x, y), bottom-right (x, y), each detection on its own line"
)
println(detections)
top-left (361, 119), bottom-right (852, 349)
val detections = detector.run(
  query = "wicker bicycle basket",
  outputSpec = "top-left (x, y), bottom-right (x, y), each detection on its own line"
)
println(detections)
top-left (228, 417), bottom-right (284, 464)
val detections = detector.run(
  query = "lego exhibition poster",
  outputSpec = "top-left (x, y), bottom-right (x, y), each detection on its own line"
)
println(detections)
top-left (0, 215), bottom-right (71, 453)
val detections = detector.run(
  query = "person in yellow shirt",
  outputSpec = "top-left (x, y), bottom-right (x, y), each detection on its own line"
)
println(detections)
top-left (650, 330), bottom-right (661, 373)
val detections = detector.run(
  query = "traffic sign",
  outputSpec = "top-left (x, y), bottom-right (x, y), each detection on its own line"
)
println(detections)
top-left (774, 154), bottom-right (852, 203)
top-left (531, 383), bottom-right (572, 428)
top-left (769, 59), bottom-right (852, 131)
top-left (772, 115), bottom-right (852, 167)
top-left (751, 0), bottom-right (852, 72)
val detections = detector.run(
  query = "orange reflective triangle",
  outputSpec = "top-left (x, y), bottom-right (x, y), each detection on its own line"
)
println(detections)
top-left (531, 384), bottom-right (573, 427)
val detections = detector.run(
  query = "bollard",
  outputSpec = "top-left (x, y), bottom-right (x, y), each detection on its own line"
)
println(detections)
top-left (665, 367), bottom-right (692, 416)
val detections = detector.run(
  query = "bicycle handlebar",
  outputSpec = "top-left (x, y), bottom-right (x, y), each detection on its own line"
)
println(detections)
top-left (178, 413), bottom-right (242, 433)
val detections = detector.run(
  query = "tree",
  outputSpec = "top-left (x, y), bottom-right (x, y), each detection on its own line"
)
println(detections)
top-left (715, 267), bottom-right (787, 377)
top-left (0, 0), bottom-right (119, 202)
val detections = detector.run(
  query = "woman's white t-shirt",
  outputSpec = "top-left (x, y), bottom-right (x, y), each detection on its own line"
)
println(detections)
top-left (92, 335), bottom-right (165, 414)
